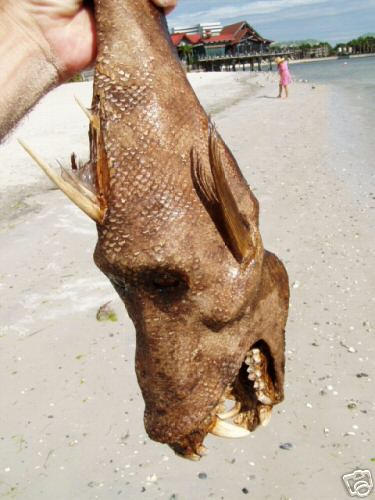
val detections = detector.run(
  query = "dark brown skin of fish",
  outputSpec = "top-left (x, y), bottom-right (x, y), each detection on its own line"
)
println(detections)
top-left (91, 0), bottom-right (289, 457)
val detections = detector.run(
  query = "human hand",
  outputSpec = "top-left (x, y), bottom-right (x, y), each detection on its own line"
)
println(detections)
top-left (4, 0), bottom-right (177, 81)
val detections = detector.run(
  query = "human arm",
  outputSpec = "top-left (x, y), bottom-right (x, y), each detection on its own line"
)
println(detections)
top-left (0, 0), bottom-right (177, 141)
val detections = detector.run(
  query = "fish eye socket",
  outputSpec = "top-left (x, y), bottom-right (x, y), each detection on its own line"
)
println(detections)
top-left (149, 272), bottom-right (187, 293)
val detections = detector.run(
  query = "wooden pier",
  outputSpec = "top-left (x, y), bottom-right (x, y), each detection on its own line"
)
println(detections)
top-left (194, 52), bottom-right (292, 72)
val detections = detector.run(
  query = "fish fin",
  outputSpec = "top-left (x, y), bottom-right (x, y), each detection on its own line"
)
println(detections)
top-left (58, 161), bottom-right (99, 205)
top-left (89, 98), bottom-right (110, 212)
top-left (191, 147), bottom-right (218, 206)
top-left (208, 122), bottom-right (254, 264)
top-left (18, 140), bottom-right (104, 223)
top-left (191, 124), bottom-right (254, 264)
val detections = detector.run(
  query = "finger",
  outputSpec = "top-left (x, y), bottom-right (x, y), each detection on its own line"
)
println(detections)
top-left (152, 0), bottom-right (177, 13)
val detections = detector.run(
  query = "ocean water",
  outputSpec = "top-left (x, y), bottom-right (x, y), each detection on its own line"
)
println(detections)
top-left (290, 56), bottom-right (375, 135)
top-left (290, 56), bottom-right (375, 193)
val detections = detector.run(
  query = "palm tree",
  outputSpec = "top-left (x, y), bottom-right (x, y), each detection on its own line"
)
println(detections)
top-left (178, 45), bottom-right (194, 65)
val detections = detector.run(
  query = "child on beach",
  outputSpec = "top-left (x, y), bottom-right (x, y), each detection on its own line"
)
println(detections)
top-left (275, 57), bottom-right (292, 99)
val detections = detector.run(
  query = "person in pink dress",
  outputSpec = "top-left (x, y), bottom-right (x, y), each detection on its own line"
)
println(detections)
top-left (275, 57), bottom-right (292, 99)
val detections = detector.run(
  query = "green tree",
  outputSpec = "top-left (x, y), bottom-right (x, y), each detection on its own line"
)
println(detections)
top-left (178, 44), bottom-right (194, 65)
top-left (336, 35), bottom-right (375, 54)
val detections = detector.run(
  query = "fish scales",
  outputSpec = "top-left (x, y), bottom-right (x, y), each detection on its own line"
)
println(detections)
top-left (87, 0), bottom-right (289, 458)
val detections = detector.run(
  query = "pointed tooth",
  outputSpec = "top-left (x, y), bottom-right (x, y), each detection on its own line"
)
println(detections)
top-left (217, 402), bottom-right (241, 420)
top-left (253, 352), bottom-right (261, 363)
top-left (253, 380), bottom-right (259, 389)
top-left (257, 393), bottom-right (273, 405)
top-left (210, 417), bottom-right (250, 438)
top-left (197, 445), bottom-right (208, 456)
top-left (251, 348), bottom-right (260, 355)
top-left (181, 453), bottom-right (201, 462)
top-left (258, 405), bottom-right (272, 427)
top-left (248, 372), bottom-right (256, 381)
top-left (18, 140), bottom-right (103, 223)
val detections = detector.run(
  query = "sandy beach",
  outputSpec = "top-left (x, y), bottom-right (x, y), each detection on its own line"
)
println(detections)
top-left (0, 69), bottom-right (374, 500)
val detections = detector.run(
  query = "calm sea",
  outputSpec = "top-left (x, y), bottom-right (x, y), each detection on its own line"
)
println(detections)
top-left (290, 55), bottom-right (375, 132)
top-left (290, 56), bottom-right (375, 189)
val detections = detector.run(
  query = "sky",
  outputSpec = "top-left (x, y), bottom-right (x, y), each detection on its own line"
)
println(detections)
top-left (168, 0), bottom-right (375, 44)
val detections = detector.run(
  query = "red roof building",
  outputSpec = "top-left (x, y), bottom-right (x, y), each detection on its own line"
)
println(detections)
top-left (221, 21), bottom-right (272, 53)
top-left (170, 20), bottom-right (272, 61)
top-left (203, 34), bottom-right (234, 44)
top-left (170, 33), bottom-right (202, 47)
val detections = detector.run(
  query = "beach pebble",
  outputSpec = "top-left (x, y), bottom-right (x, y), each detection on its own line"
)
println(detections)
top-left (198, 472), bottom-right (207, 479)
top-left (146, 474), bottom-right (158, 483)
top-left (279, 443), bottom-right (293, 450)
top-left (242, 487), bottom-right (249, 494)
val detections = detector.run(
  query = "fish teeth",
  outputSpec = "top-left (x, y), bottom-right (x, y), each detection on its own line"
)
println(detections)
top-left (244, 356), bottom-right (252, 366)
top-left (257, 392), bottom-right (273, 405)
top-left (258, 405), bottom-right (272, 427)
top-left (217, 402), bottom-right (241, 420)
top-left (210, 417), bottom-right (250, 438)
top-left (182, 453), bottom-right (201, 462)
top-left (197, 445), bottom-right (208, 456)
top-left (253, 380), bottom-right (265, 390)
top-left (252, 352), bottom-right (261, 364)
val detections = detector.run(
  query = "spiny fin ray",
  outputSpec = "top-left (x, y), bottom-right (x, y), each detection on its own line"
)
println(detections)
top-left (18, 139), bottom-right (104, 224)
top-left (208, 122), bottom-right (254, 264)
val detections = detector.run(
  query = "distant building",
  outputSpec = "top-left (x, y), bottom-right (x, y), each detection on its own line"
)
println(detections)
top-left (170, 33), bottom-right (205, 61)
top-left (310, 45), bottom-right (330, 58)
top-left (170, 22), bottom-right (223, 37)
top-left (170, 20), bottom-right (272, 61)
top-left (221, 21), bottom-right (272, 54)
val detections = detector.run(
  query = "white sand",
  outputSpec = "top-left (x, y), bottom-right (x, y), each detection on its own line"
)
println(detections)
top-left (0, 70), bottom-right (374, 499)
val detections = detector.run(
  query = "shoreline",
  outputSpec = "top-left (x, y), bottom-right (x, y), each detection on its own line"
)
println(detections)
top-left (186, 53), bottom-right (375, 72)
top-left (1, 72), bottom-right (374, 499)
top-left (289, 53), bottom-right (375, 64)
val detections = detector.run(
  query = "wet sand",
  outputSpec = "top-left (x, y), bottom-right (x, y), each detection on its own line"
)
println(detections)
top-left (0, 71), bottom-right (374, 499)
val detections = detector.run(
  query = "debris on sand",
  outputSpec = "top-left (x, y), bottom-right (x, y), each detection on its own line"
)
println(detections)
top-left (96, 301), bottom-right (118, 322)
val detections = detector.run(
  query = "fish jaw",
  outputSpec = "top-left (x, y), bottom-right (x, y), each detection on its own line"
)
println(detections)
top-left (142, 339), bottom-right (286, 460)
top-left (96, 249), bottom-right (288, 460)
